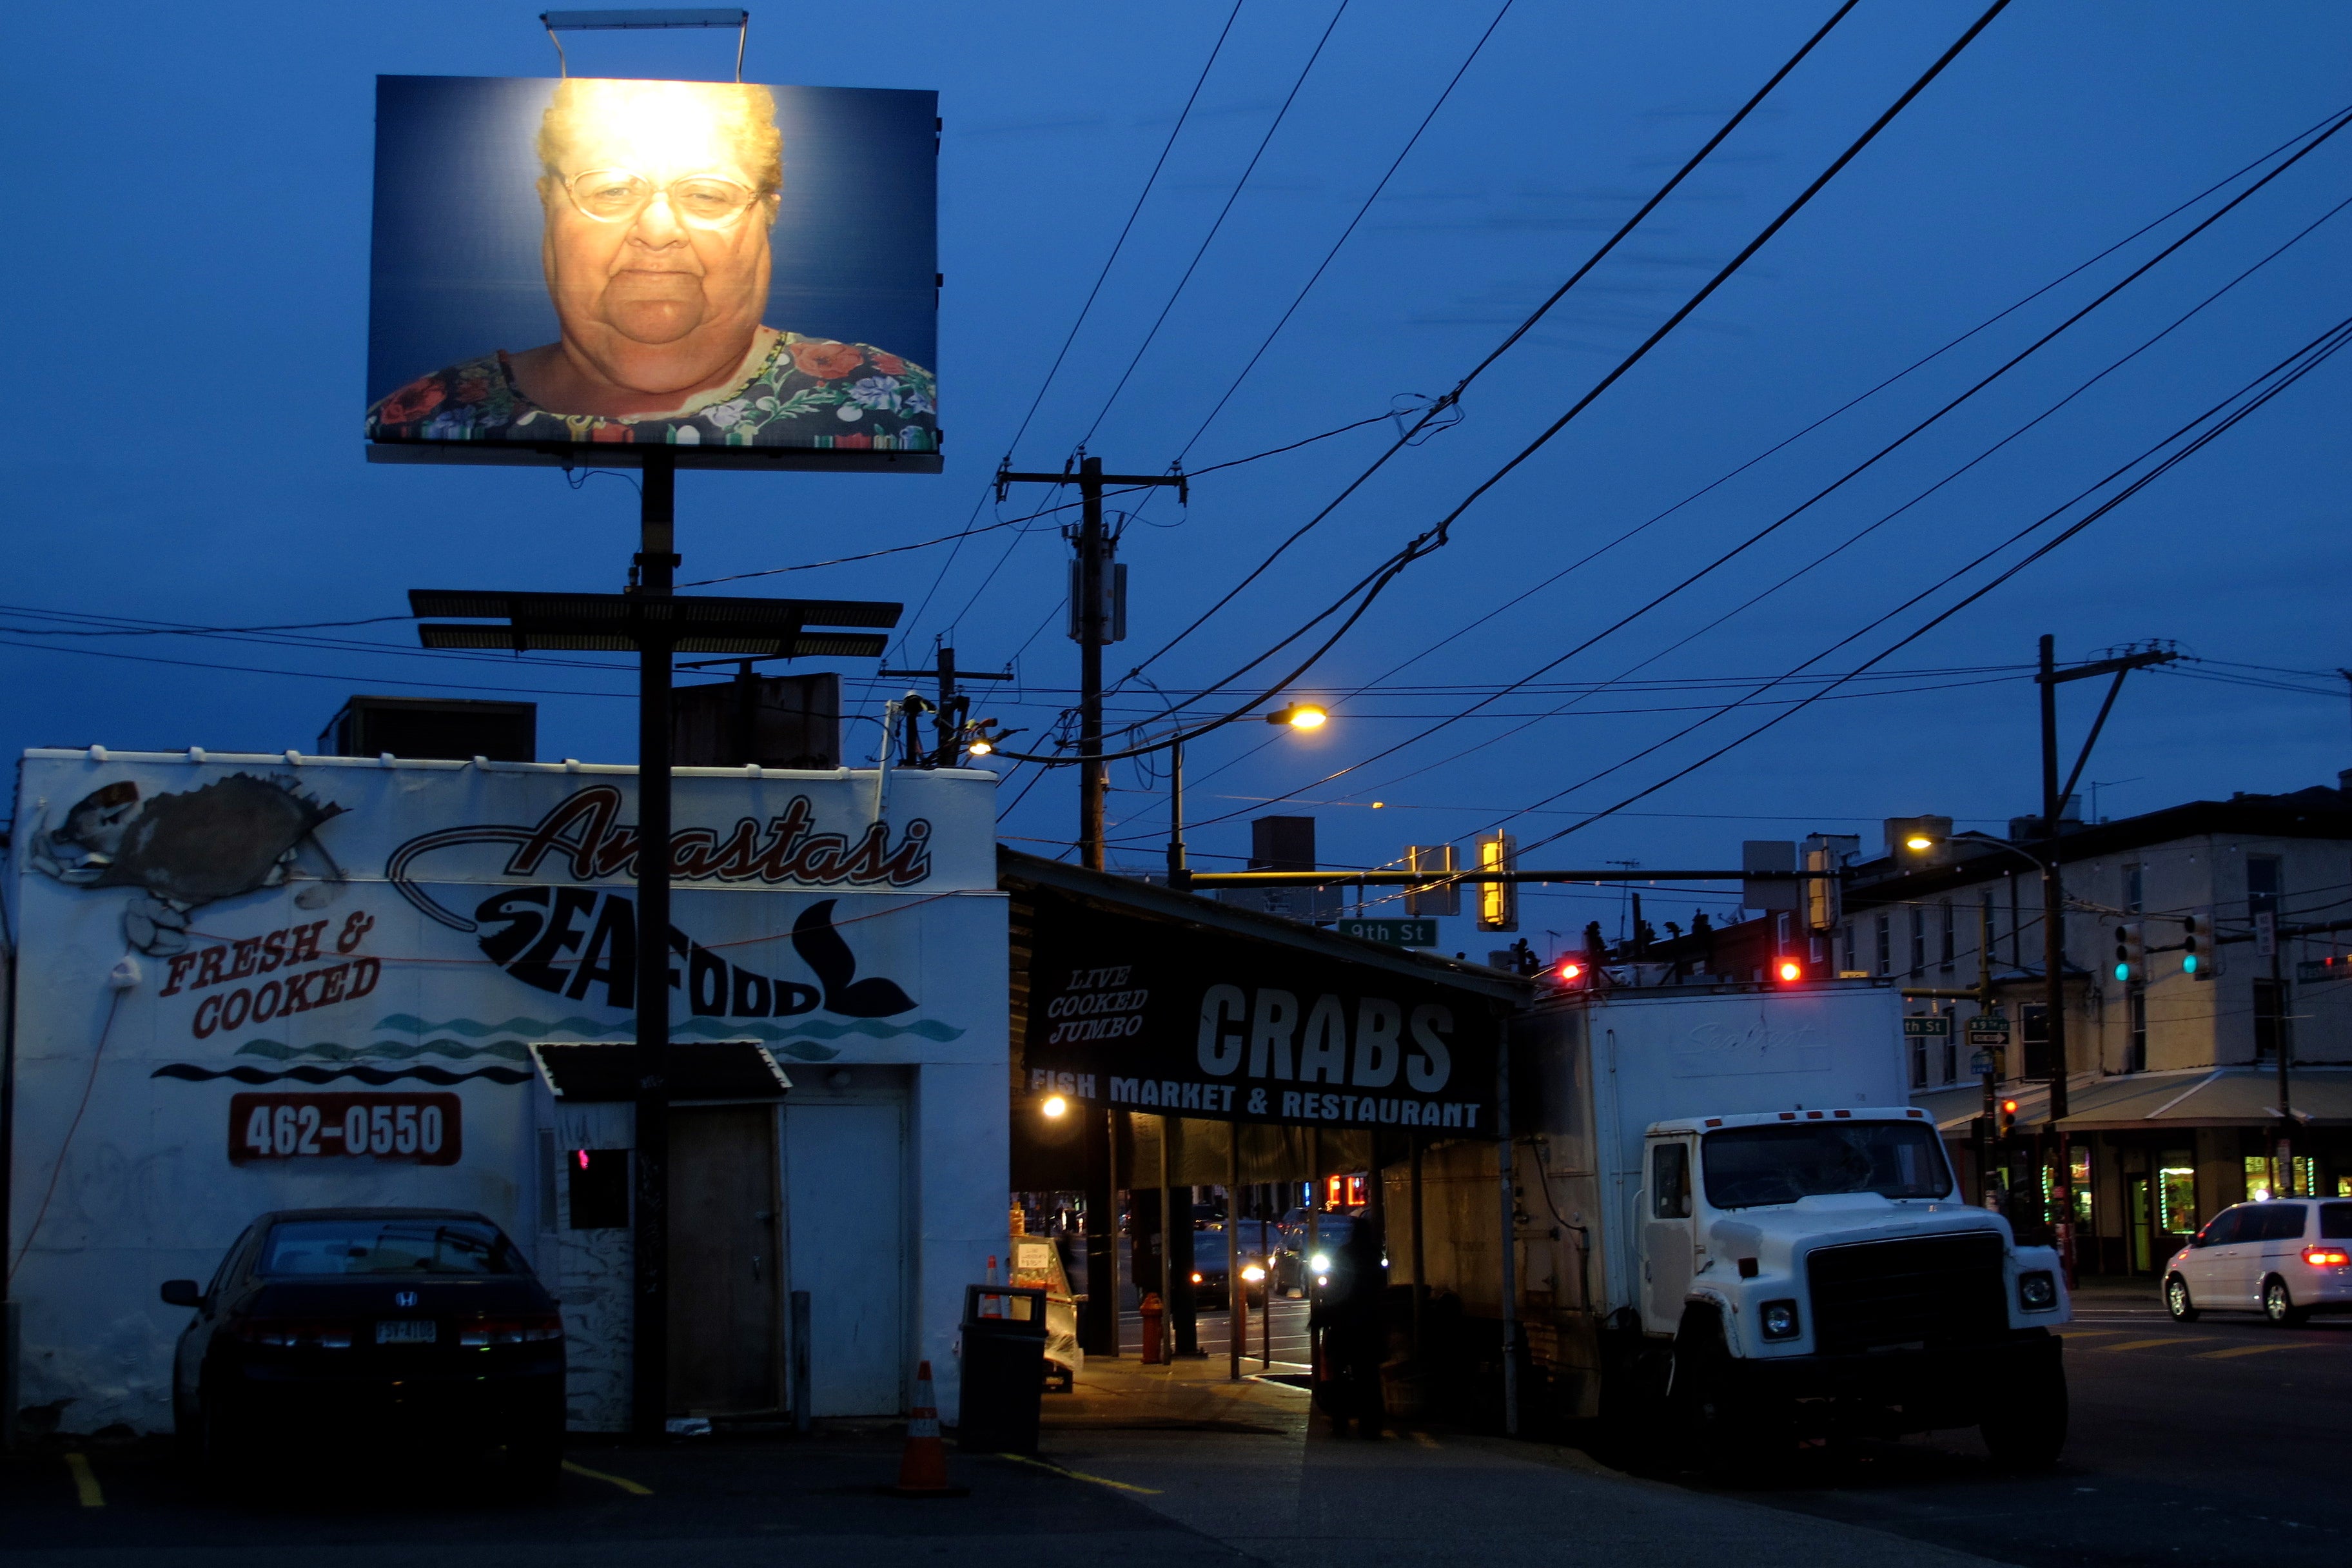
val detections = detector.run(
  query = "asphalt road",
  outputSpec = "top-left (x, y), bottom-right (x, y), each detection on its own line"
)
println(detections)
top-left (8, 1286), bottom-right (2342, 1568)
top-left (0, 1429), bottom-right (1248, 1568)
top-left (1671, 1281), bottom-right (2352, 1568)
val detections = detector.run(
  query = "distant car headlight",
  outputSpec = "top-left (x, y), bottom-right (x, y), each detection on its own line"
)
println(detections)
top-left (1309, 1253), bottom-right (1331, 1273)
top-left (1190, 1271), bottom-right (1203, 1284)
top-left (2018, 1269), bottom-right (2059, 1311)
top-left (1759, 1299), bottom-right (1801, 1340)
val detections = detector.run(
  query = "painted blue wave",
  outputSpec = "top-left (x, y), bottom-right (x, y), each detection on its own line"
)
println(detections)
top-left (154, 1063), bottom-right (533, 1087)
top-left (377, 1014), bottom-right (963, 1044)
top-left (376, 1014), bottom-right (630, 1039)
top-left (237, 1039), bottom-right (532, 1064)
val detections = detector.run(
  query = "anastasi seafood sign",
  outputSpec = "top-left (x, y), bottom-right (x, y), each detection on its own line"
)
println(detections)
top-left (3, 749), bottom-right (1004, 1431)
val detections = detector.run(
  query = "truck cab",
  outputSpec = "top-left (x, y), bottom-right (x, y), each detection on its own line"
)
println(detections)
top-left (1627, 1105), bottom-right (2069, 1468)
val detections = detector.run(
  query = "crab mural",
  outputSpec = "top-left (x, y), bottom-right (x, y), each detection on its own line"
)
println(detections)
top-left (29, 775), bottom-right (349, 955)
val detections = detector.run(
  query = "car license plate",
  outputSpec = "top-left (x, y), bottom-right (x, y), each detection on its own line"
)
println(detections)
top-left (376, 1320), bottom-right (437, 1345)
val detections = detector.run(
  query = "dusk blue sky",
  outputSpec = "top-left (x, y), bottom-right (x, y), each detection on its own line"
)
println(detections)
top-left (5, 3), bottom-right (2347, 957)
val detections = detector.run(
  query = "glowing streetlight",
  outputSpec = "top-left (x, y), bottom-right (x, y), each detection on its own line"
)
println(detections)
top-left (1267, 703), bottom-right (1328, 730)
top-left (1040, 1094), bottom-right (1068, 1119)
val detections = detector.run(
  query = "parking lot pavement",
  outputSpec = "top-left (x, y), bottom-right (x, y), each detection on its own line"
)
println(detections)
top-left (1044, 1347), bottom-right (2009, 1568)
top-left (0, 1431), bottom-right (1248, 1568)
top-left (1673, 1286), bottom-right (2352, 1568)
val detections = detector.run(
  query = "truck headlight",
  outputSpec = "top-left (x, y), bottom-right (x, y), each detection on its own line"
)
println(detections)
top-left (1759, 1299), bottom-right (1801, 1340)
top-left (2018, 1270), bottom-right (2058, 1311)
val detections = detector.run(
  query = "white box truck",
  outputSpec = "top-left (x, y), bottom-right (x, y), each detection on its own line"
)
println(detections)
top-left (1504, 979), bottom-right (2068, 1473)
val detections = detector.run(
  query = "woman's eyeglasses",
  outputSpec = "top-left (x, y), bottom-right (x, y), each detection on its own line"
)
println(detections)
top-left (561, 170), bottom-right (764, 228)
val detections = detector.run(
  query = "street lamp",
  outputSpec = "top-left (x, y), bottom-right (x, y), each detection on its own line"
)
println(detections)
top-left (1040, 1093), bottom-right (1069, 1119)
top-left (1166, 701), bottom-right (1335, 890)
top-left (1268, 703), bottom-right (1328, 730)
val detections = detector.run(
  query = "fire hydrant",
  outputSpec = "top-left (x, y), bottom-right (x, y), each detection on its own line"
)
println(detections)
top-left (1139, 1292), bottom-right (1165, 1365)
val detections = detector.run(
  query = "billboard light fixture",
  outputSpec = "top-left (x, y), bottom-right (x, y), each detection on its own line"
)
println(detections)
top-left (542, 8), bottom-right (752, 83)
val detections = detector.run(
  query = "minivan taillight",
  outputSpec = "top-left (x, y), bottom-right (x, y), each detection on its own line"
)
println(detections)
top-left (2304, 1246), bottom-right (2350, 1268)
top-left (229, 1318), bottom-right (355, 1349)
top-left (457, 1313), bottom-right (564, 1346)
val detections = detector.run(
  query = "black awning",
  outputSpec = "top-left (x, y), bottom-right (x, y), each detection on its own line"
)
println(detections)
top-left (529, 1041), bottom-right (793, 1104)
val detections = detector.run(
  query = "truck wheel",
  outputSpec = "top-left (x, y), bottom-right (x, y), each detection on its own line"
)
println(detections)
top-left (1673, 1317), bottom-right (1788, 1485)
top-left (2162, 1275), bottom-right (2199, 1323)
top-left (2261, 1277), bottom-right (2309, 1328)
top-left (1979, 1364), bottom-right (2067, 1471)
top-left (1592, 1342), bottom-right (1672, 1474)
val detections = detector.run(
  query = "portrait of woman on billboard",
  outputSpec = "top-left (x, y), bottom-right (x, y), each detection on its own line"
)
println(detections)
top-left (365, 76), bottom-right (937, 466)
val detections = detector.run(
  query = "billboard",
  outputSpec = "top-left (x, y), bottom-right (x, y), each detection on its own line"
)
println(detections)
top-left (366, 76), bottom-right (939, 471)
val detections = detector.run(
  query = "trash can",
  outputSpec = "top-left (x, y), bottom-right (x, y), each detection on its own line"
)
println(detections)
top-left (958, 1284), bottom-right (1048, 1455)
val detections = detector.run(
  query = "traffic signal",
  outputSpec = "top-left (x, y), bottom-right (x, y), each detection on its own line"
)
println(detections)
top-left (2113, 921), bottom-right (2145, 985)
top-left (1475, 832), bottom-right (1517, 933)
top-left (1997, 1097), bottom-right (2019, 1139)
top-left (1774, 958), bottom-right (1803, 983)
top-left (1556, 957), bottom-right (1588, 986)
top-left (2182, 908), bottom-right (2213, 979)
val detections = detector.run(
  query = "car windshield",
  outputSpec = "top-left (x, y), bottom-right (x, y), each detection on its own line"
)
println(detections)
top-left (1301, 1217), bottom-right (1355, 1251)
top-left (1702, 1122), bottom-right (1953, 1210)
top-left (259, 1217), bottom-right (522, 1277)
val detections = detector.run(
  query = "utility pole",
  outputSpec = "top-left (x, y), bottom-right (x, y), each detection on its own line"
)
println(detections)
top-left (997, 458), bottom-right (1186, 869)
top-left (879, 645), bottom-right (1012, 767)
top-left (2036, 634), bottom-right (2068, 1268)
top-left (2034, 634), bottom-right (2177, 1282)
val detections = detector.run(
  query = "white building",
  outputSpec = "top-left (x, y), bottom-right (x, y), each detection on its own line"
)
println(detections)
top-left (1838, 779), bottom-right (2352, 1274)
top-left (3, 747), bottom-right (1007, 1436)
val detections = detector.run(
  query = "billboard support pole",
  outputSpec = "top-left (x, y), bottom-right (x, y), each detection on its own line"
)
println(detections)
top-left (632, 448), bottom-right (679, 1438)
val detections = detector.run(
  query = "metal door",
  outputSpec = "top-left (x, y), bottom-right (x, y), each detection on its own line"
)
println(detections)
top-left (667, 1105), bottom-right (783, 1415)
top-left (784, 1099), bottom-right (906, 1415)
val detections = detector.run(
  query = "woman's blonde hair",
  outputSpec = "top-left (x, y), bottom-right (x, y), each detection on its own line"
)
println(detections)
top-left (538, 78), bottom-right (783, 194)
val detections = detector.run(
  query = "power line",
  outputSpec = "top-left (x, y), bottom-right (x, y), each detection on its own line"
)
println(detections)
top-left (1107, 0), bottom-right (1867, 691)
top-left (1177, 103), bottom-right (2352, 815)
top-left (1075, 0), bottom-right (1353, 449)
top-left (890, 3), bottom-right (1247, 656)
top-left (1496, 313), bottom-right (2352, 860)
top-left (1285, 98), bottom-right (2352, 705)
top-left (1329, 178), bottom-right (2352, 800)
top-left (990, 0), bottom-right (2015, 772)
top-left (1172, 0), bottom-right (1516, 461)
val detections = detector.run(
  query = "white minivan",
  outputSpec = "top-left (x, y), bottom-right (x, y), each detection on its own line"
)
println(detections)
top-left (2164, 1199), bottom-right (2352, 1326)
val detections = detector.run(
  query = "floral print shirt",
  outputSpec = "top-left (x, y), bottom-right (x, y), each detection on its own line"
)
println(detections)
top-left (366, 332), bottom-right (937, 453)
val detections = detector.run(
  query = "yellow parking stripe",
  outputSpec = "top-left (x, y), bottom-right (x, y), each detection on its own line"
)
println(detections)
top-left (561, 1460), bottom-right (652, 1495)
top-left (64, 1453), bottom-right (103, 1508)
top-left (2196, 1343), bottom-right (2323, 1360)
top-left (996, 1452), bottom-right (1162, 1494)
top-left (2096, 1336), bottom-right (2211, 1353)
top-left (2057, 1328), bottom-right (2123, 1338)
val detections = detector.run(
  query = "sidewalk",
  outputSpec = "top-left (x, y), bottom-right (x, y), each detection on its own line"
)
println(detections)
top-left (1035, 1353), bottom-right (2010, 1568)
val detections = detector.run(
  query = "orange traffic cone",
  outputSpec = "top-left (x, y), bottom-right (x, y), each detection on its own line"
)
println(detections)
top-left (893, 1360), bottom-right (957, 1496)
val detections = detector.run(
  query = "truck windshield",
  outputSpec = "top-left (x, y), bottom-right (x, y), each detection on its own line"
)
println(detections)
top-left (1701, 1122), bottom-right (1952, 1209)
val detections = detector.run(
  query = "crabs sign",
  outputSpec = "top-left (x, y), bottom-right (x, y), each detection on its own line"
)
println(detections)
top-left (364, 75), bottom-right (939, 473)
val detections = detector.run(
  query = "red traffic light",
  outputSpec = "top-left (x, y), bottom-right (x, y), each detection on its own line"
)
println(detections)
top-left (1557, 959), bottom-right (1585, 983)
top-left (1775, 959), bottom-right (1803, 983)
top-left (2001, 1098), bottom-right (2019, 1115)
